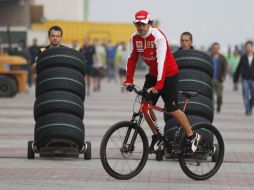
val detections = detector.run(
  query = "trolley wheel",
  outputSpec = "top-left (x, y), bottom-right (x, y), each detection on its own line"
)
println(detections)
top-left (212, 144), bottom-right (219, 162)
top-left (84, 141), bottom-right (91, 160)
top-left (155, 149), bottom-right (164, 161)
top-left (27, 140), bottom-right (35, 159)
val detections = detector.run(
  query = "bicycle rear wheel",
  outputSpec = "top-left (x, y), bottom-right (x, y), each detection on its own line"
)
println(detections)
top-left (100, 121), bottom-right (149, 180)
top-left (178, 123), bottom-right (224, 180)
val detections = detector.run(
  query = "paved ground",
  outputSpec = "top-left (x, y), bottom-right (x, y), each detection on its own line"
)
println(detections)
top-left (0, 76), bottom-right (254, 190)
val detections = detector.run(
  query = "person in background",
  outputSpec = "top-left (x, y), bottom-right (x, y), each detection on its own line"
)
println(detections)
top-left (29, 38), bottom-right (40, 63)
top-left (81, 37), bottom-right (96, 96)
top-left (72, 40), bottom-right (81, 51)
top-left (28, 38), bottom-right (40, 85)
top-left (178, 31), bottom-right (194, 50)
top-left (93, 38), bottom-right (106, 92)
top-left (105, 40), bottom-right (118, 82)
top-left (227, 48), bottom-right (241, 90)
top-left (16, 39), bottom-right (31, 89)
top-left (211, 42), bottom-right (228, 113)
top-left (32, 25), bottom-right (65, 79)
top-left (234, 41), bottom-right (254, 116)
top-left (116, 42), bottom-right (128, 92)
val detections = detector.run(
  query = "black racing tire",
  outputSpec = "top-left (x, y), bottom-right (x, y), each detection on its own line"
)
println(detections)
top-left (212, 144), bottom-right (220, 162)
top-left (34, 91), bottom-right (84, 121)
top-left (27, 140), bottom-right (35, 159)
top-left (36, 47), bottom-right (86, 75)
top-left (178, 94), bottom-right (214, 122)
top-left (178, 123), bottom-right (224, 180)
top-left (178, 69), bottom-right (213, 100)
top-left (173, 49), bottom-right (213, 78)
top-left (84, 141), bottom-right (91, 160)
top-left (164, 115), bottom-right (211, 142)
top-left (35, 113), bottom-right (84, 150)
top-left (100, 121), bottom-right (149, 180)
top-left (36, 67), bottom-right (85, 100)
top-left (0, 75), bottom-right (18, 97)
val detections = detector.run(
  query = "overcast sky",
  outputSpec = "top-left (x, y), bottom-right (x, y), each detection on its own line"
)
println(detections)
top-left (89, 0), bottom-right (253, 50)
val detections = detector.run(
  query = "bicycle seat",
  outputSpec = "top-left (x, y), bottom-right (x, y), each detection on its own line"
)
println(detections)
top-left (179, 91), bottom-right (198, 99)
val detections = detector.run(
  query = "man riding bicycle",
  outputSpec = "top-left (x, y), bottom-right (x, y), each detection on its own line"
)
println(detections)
top-left (123, 10), bottom-right (201, 153)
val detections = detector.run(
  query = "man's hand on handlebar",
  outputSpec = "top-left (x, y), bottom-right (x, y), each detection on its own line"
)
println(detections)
top-left (123, 82), bottom-right (158, 95)
top-left (147, 87), bottom-right (158, 94)
top-left (123, 82), bottom-right (132, 87)
top-left (123, 82), bottom-right (134, 92)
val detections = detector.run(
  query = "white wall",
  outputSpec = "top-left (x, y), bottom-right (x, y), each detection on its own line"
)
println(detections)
top-left (33, 0), bottom-right (84, 21)
top-left (27, 29), bottom-right (48, 46)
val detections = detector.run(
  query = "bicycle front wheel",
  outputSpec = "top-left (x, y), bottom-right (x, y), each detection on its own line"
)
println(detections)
top-left (178, 123), bottom-right (224, 180)
top-left (100, 121), bottom-right (149, 180)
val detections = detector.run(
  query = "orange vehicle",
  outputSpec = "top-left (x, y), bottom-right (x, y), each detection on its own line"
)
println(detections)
top-left (0, 51), bottom-right (28, 97)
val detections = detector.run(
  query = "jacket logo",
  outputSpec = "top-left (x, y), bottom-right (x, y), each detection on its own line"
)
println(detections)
top-left (146, 41), bottom-right (154, 48)
top-left (136, 41), bottom-right (143, 49)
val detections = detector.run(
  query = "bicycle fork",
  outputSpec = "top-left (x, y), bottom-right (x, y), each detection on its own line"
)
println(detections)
top-left (121, 113), bottom-right (143, 153)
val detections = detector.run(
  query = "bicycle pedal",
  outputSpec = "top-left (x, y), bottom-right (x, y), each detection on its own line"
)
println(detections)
top-left (164, 151), bottom-right (172, 159)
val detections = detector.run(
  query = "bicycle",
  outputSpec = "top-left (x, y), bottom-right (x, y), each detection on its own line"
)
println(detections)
top-left (100, 84), bottom-right (224, 180)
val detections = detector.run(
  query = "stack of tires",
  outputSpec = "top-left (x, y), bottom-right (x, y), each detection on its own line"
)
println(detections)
top-left (164, 49), bottom-right (214, 143)
top-left (27, 47), bottom-right (91, 160)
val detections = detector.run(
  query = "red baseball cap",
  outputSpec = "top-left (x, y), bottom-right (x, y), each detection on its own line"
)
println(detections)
top-left (134, 10), bottom-right (151, 24)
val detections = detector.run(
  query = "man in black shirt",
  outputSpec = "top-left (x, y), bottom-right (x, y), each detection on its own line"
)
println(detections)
top-left (81, 37), bottom-right (95, 96)
top-left (178, 31), bottom-right (194, 50)
top-left (29, 38), bottom-right (40, 65)
top-left (32, 25), bottom-right (64, 78)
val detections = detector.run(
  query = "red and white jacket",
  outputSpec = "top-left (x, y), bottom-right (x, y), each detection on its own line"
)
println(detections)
top-left (125, 27), bottom-right (179, 90)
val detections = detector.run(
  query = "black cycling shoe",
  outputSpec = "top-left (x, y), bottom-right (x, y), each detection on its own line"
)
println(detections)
top-left (149, 135), bottom-right (162, 154)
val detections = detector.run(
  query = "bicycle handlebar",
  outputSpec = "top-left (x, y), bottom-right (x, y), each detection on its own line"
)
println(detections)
top-left (126, 85), bottom-right (153, 99)
top-left (126, 84), bottom-right (198, 100)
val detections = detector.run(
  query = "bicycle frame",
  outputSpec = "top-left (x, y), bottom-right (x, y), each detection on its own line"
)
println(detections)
top-left (125, 85), bottom-right (191, 153)
top-left (140, 101), bottom-right (166, 133)
top-left (135, 96), bottom-right (189, 136)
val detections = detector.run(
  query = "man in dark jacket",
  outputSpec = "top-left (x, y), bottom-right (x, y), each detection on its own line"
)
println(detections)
top-left (211, 42), bottom-right (228, 113)
top-left (178, 31), bottom-right (194, 50)
top-left (81, 37), bottom-right (96, 96)
top-left (31, 25), bottom-right (65, 79)
top-left (234, 41), bottom-right (254, 115)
